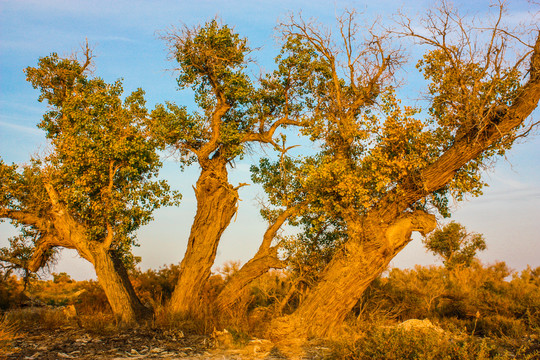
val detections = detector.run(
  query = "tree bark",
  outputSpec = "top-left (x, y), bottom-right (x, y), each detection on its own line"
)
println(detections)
top-left (276, 211), bottom-right (436, 337)
top-left (169, 160), bottom-right (239, 315)
top-left (92, 246), bottom-right (152, 324)
top-left (216, 207), bottom-right (295, 312)
top-left (14, 185), bottom-right (152, 325)
top-left (216, 247), bottom-right (283, 313)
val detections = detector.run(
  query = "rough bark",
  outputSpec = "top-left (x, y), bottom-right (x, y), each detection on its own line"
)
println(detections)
top-left (278, 211), bottom-right (436, 337)
top-left (216, 207), bottom-right (295, 312)
top-left (169, 159), bottom-right (239, 315)
top-left (1, 184), bottom-right (151, 324)
top-left (92, 246), bottom-right (152, 324)
top-left (378, 33), bottom-right (540, 223)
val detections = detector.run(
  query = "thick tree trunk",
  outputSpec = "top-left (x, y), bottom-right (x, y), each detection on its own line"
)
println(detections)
top-left (92, 246), bottom-right (152, 324)
top-left (275, 211), bottom-right (436, 337)
top-left (23, 229), bottom-right (152, 324)
top-left (217, 247), bottom-right (283, 312)
top-left (3, 185), bottom-right (152, 325)
top-left (216, 207), bottom-right (295, 312)
top-left (169, 161), bottom-right (239, 315)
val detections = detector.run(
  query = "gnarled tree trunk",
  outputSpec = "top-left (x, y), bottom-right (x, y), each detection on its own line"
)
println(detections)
top-left (92, 246), bottom-right (152, 324)
top-left (270, 34), bottom-right (540, 337)
top-left (15, 185), bottom-right (152, 325)
top-left (216, 207), bottom-right (295, 313)
top-left (279, 211), bottom-right (436, 336)
top-left (19, 230), bottom-right (152, 324)
top-left (169, 160), bottom-right (239, 315)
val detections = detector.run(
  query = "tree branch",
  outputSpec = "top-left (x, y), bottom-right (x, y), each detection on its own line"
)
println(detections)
top-left (216, 205), bottom-right (299, 311)
top-left (242, 116), bottom-right (302, 144)
top-left (377, 32), bottom-right (540, 223)
top-left (0, 208), bottom-right (49, 230)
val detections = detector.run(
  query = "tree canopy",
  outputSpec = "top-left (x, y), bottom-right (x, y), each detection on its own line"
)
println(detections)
top-left (0, 45), bottom-right (180, 322)
top-left (424, 221), bottom-right (487, 269)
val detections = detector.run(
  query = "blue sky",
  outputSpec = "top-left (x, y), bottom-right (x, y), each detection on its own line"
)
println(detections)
top-left (1, 0), bottom-right (539, 280)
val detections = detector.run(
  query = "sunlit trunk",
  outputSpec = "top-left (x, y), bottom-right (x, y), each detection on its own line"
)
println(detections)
top-left (273, 211), bottom-right (436, 337)
top-left (216, 248), bottom-right (283, 312)
top-left (216, 206), bottom-right (294, 313)
top-left (169, 160), bottom-right (238, 315)
top-left (92, 246), bottom-right (152, 324)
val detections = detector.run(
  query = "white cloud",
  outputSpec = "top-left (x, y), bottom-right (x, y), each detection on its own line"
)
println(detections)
top-left (0, 120), bottom-right (43, 136)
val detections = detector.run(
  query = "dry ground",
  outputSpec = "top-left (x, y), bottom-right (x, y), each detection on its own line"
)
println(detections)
top-left (3, 321), bottom-right (331, 360)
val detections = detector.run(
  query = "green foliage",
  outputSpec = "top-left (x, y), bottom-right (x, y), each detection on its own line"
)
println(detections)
top-left (151, 20), bottom-right (254, 163)
top-left (329, 326), bottom-right (533, 360)
top-left (424, 222), bottom-right (487, 269)
top-left (174, 20), bottom-right (253, 105)
top-left (1, 48), bottom-right (180, 268)
top-left (357, 263), bottom-right (540, 335)
top-left (251, 6), bottom-right (535, 265)
top-left (151, 19), bottom-right (316, 167)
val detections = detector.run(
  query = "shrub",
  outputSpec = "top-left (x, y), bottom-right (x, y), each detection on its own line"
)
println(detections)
top-left (130, 264), bottom-right (180, 307)
top-left (329, 327), bottom-right (533, 360)
top-left (0, 275), bottom-right (24, 310)
top-left (357, 262), bottom-right (540, 337)
top-left (0, 315), bottom-right (20, 356)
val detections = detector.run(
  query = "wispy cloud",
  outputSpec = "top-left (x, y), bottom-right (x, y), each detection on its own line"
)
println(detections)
top-left (0, 120), bottom-right (43, 136)
top-left (97, 36), bottom-right (137, 43)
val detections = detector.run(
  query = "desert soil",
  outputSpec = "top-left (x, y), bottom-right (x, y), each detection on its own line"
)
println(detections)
top-left (5, 326), bottom-right (331, 360)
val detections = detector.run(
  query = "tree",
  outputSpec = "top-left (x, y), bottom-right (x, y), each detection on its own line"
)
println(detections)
top-left (251, 3), bottom-right (540, 336)
top-left (0, 229), bottom-right (50, 290)
top-left (424, 222), bottom-right (486, 269)
top-left (151, 20), bottom-right (306, 315)
top-left (0, 45), bottom-right (178, 324)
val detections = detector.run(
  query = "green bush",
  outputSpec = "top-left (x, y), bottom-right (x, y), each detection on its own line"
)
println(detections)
top-left (356, 262), bottom-right (540, 336)
top-left (329, 327), bottom-right (534, 360)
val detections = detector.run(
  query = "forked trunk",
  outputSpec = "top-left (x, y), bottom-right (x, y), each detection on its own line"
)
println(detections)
top-left (216, 207), bottom-right (295, 312)
top-left (276, 211), bottom-right (436, 337)
top-left (92, 246), bottom-right (152, 324)
top-left (169, 161), bottom-right (238, 315)
top-left (216, 247), bottom-right (283, 313)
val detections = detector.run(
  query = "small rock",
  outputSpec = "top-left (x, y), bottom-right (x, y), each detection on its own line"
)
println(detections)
top-left (397, 319), bottom-right (444, 334)
top-left (62, 305), bottom-right (77, 318)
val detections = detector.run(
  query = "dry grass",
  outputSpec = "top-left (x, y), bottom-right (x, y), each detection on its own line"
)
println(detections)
top-left (0, 315), bottom-right (21, 356)
top-left (5, 307), bottom-right (70, 330)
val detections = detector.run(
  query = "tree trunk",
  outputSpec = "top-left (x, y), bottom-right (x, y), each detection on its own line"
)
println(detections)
top-left (276, 211), bottom-right (436, 337)
top-left (216, 207), bottom-right (295, 312)
top-left (263, 34), bottom-right (540, 339)
top-left (92, 245), bottom-right (152, 324)
top-left (217, 247), bottom-right (283, 313)
top-left (3, 185), bottom-right (152, 325)
top-left (169, 161), bottom-right (239, 315)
